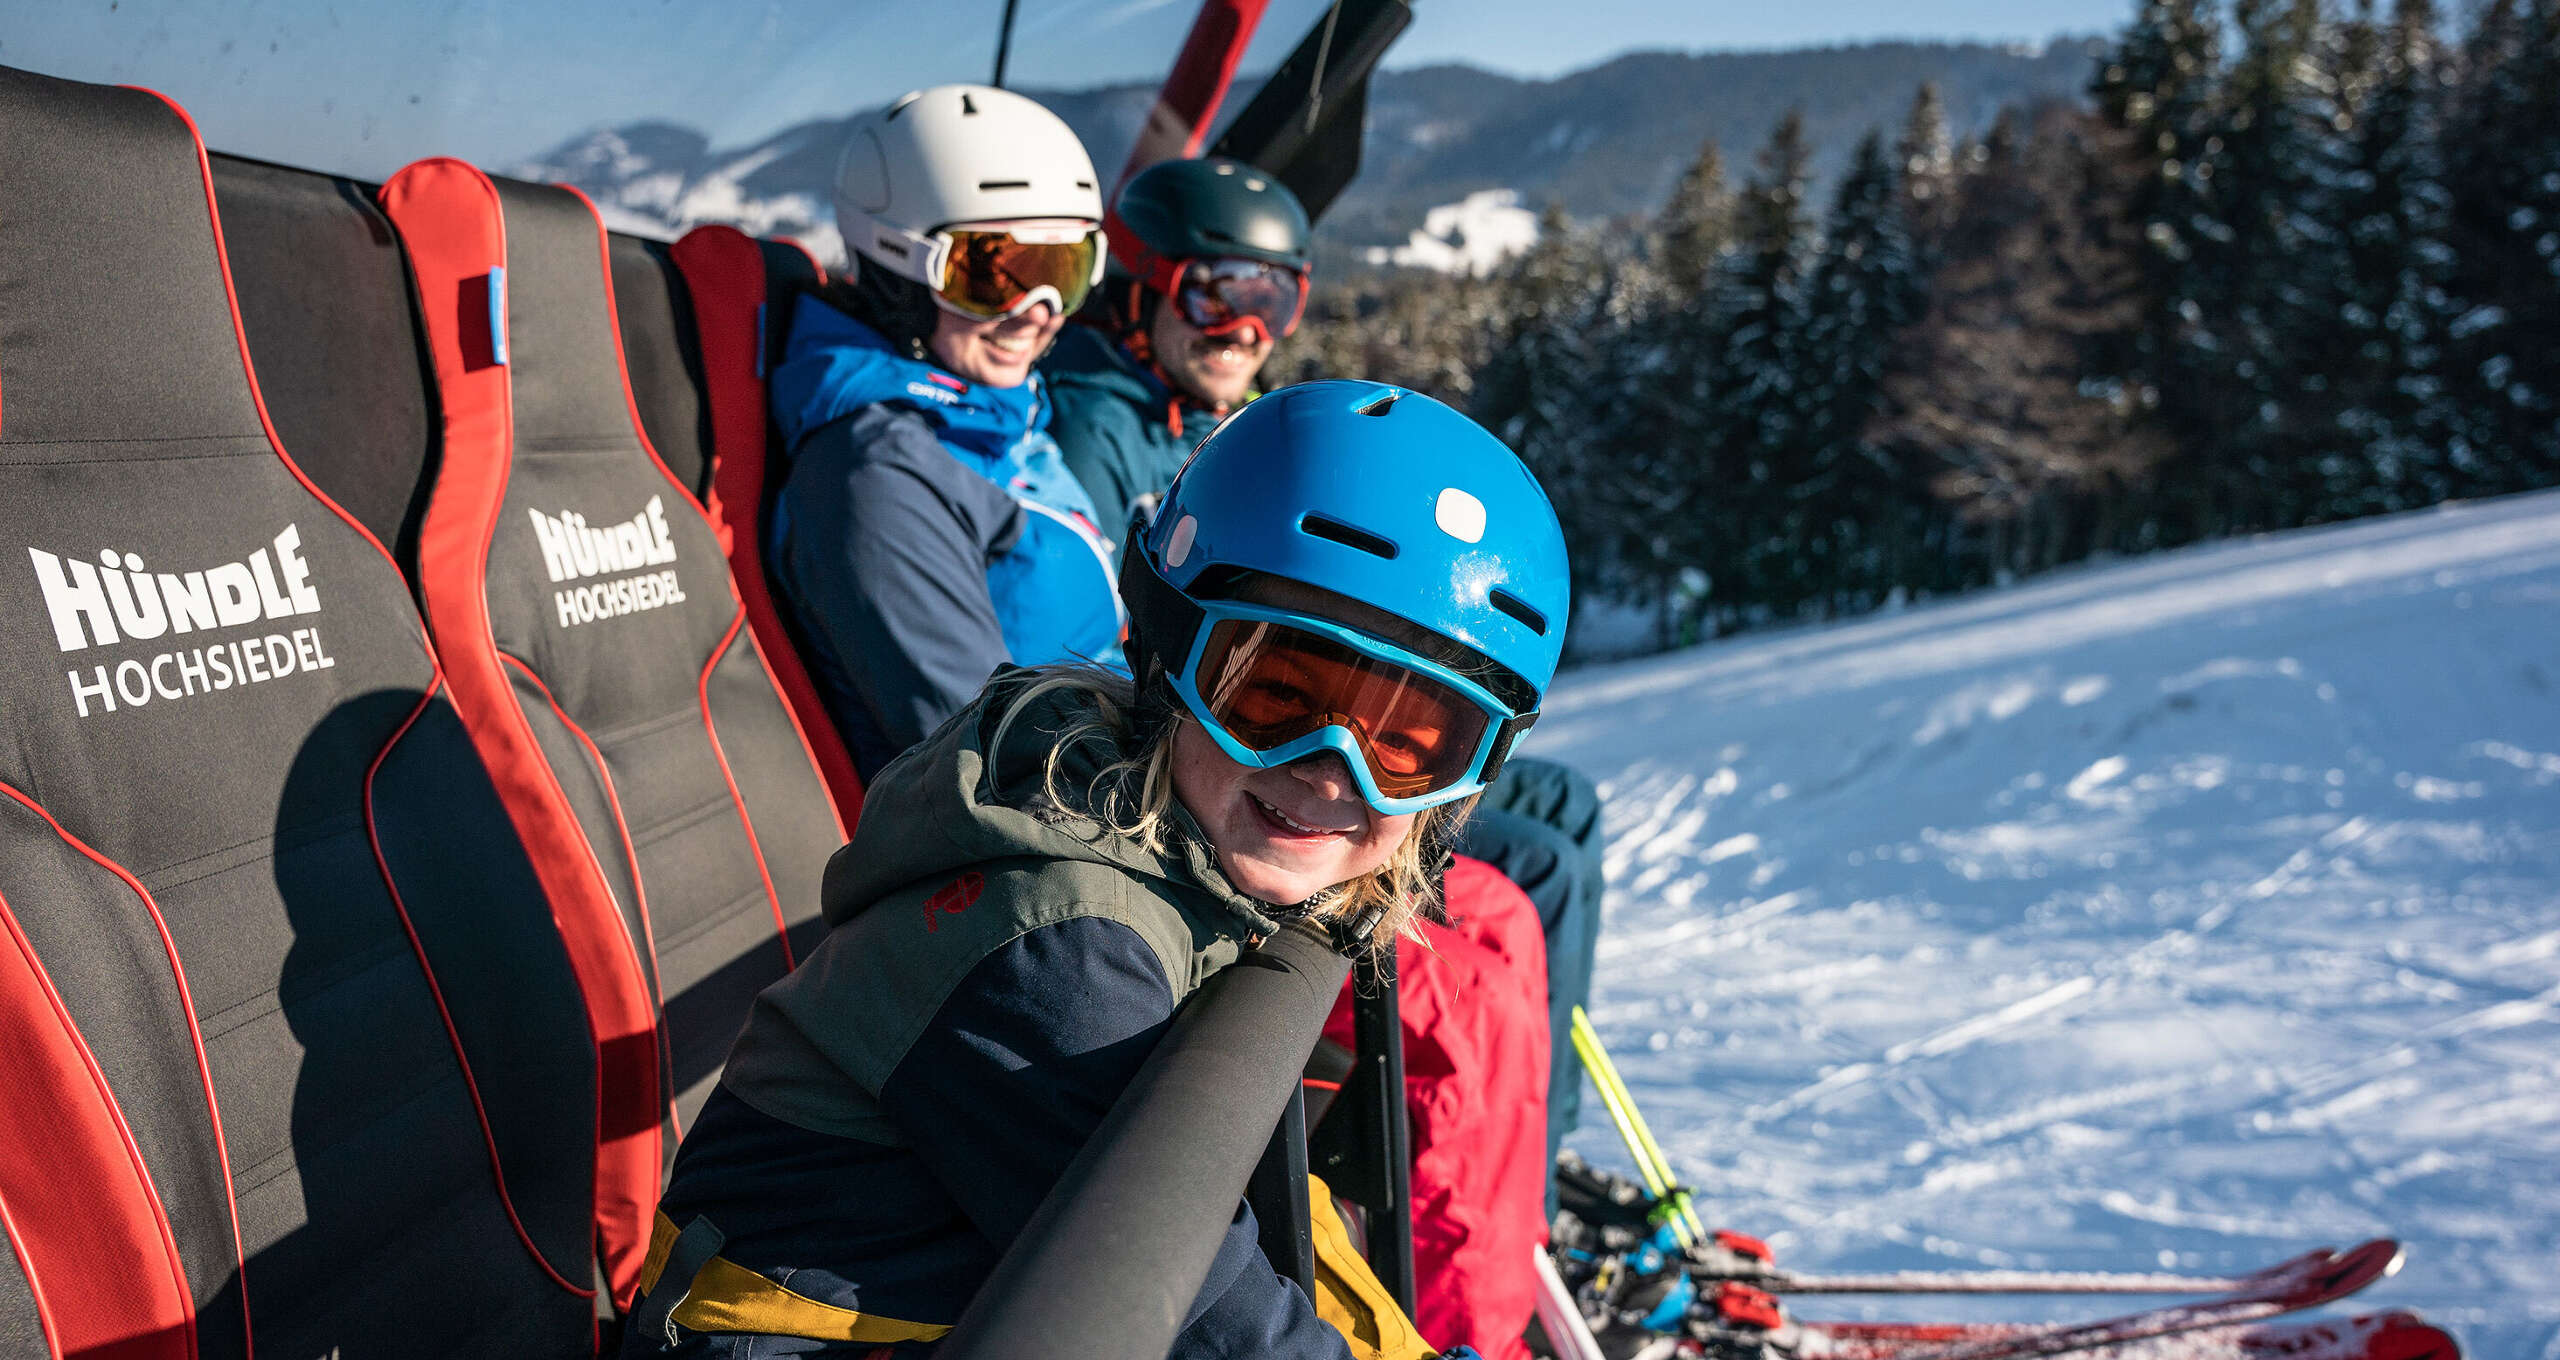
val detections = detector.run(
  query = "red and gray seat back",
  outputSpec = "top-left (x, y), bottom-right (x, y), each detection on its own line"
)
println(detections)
top-left (0, 68), bottom-right (602, 1356)
top-left (666, 225), bottom-right (868, 831)
top-left (377, 163), bottom-right (844, 1299)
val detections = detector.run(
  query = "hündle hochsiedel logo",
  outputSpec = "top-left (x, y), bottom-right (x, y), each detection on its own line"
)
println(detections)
top-left (27, 523), bottom-right (337, 719)
top-left (527, 495), bottom-right (687, 628)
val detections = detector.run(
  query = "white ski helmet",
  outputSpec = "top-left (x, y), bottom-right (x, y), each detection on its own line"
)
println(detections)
top-left (833, 84), bottom-right (1105, 295)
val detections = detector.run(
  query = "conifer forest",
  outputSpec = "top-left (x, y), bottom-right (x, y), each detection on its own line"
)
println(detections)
top-left (1271, 0), bottom-right (2560, 650)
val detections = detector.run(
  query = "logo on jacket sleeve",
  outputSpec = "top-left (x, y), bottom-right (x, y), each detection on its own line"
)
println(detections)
top-left (922, 871), bottom-right (985, 932)
top-left (527, 495), bottom-right (687, 628)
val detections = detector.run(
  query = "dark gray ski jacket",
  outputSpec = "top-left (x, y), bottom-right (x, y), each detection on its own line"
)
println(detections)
top-left (635, 671), bottom-right (1352, 1358)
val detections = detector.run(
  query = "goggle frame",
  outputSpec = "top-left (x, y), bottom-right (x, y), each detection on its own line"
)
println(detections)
top-left (849, 209), bottom-right (1107, 321)
top-left (1139, 254), bottom-right (1310, 342)
top-left (1164, 598), bottom-right (1518, 816)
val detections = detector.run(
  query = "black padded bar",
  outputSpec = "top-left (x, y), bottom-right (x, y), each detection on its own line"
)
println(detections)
top-left (937, 923), bottom-right (1354, 1360)
top-left (1248, 1085), bottom-right (1316, 1294)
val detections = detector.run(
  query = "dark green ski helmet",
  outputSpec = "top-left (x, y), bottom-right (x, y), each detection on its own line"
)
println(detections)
top-left (1109, 157), bottom-right (1311, 278)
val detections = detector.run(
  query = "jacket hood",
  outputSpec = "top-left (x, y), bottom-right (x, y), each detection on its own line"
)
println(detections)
top-left (818, 668), bottom-right (1282, 940)
top-left (772, 294), bottom-right (1050, 468)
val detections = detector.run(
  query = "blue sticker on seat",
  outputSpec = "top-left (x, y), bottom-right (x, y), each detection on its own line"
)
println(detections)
top-left (488, 266), bottom-right (508, 366)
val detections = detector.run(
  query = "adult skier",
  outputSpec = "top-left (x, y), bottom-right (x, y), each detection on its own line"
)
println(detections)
top-left (1044, 154), bottom-right (1311, 536)
top-left (628, 381), bottom-right (1565, 1358)
top-left (765, 83), bottom-right (1124, 780)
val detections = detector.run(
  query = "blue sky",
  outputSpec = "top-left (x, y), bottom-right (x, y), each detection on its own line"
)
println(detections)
top-left (3, 1), bottom-right (2130, 180)
top-left (1395, 1), bottom-right (2127, 73)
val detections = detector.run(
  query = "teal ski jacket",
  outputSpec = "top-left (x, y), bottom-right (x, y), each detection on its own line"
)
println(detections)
top-left (1040, 323), bottom-right (1206, 541)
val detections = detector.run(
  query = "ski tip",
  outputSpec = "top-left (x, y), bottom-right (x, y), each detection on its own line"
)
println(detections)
top-left (2316, 1240), bottom-right (2405, 1300)
top-left (2242, 1246), bottom-right (2339, 1285)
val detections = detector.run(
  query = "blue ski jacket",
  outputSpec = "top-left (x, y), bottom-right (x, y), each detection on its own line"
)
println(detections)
top-left (765, 296), bottom-right (1125, 779)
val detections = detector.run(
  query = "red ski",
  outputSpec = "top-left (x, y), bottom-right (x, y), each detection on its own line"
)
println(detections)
top-left (1794, 1309), bottom-right (2456, 1360)
top-left (1691, 1238), bottom-right (2336, 1296)
top-left (1800, 1240), bottom-right (2407, 1360)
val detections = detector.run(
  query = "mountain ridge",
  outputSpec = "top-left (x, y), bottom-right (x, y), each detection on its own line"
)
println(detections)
top-left (521, 38), bottom-right (2102, 268)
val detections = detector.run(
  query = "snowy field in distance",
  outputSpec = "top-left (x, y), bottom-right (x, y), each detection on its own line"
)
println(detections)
top-left (1535, 489), bottom-right (2560, 1357)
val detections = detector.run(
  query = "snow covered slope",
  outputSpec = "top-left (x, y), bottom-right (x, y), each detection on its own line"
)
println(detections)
top-left (1362, 189), bottom-right (1541, 276)
top-left (1537, 491), bottom-right (2560, 1355)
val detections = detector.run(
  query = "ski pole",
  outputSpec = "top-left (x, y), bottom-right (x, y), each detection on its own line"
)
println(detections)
top-left (1565, 1017), bottom-right (1694, 1249)
top-left (1571, 1007), bottom-right (1708, 1245)
top-left (1567, 1021), bottom-right (1675, 1198)
top-left (1565, 1010), bottom-right (1655, 1195)
top-left (1575, 1007), bottom-right (1695, 1239)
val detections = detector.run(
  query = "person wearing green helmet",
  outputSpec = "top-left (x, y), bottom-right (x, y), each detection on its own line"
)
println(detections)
top-left (1042, 155), bottom-right (1312, 538)
top-left (1053, 158), bottom-right (1610, 1228)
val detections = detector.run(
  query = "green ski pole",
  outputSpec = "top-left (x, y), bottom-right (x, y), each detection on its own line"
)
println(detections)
top-left (1568, 1019), bottom-right (1692, 1250)
top-left (1580, 1008), bottom-right (1708, 1245)
top-left (1570, 1006), bottom-right (1709, 1245)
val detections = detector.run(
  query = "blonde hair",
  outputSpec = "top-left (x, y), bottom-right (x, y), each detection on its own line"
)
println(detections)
top-left (987, 663), bottom-right (1468, 951)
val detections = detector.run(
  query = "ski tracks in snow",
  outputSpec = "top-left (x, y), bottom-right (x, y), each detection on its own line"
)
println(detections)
top-left (1538, 491), bottom-right (2560, 1350)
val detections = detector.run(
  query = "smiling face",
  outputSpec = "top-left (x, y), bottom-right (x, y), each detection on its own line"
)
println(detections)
top-left (1169, 716), bottom-right (1415, 906)
top-left (927, 299), bottom-right (1063, 388)
top-left (1149, 294), bottom-right (1272, 411)
top-left (1165, 575), bottom-right (1458, 906)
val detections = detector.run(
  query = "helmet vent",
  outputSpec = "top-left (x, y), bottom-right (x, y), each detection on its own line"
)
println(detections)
top-left (1300, 512), bottom-right (1398, 561)
top-left (961, 92), bottom-right (980, 115)
top-left (1490, 588), bottom-right (1549, 636)
top-left (1356, 391), bottom-right (1400, 417)
top-left (978, 179), bottom-right (1030, 191)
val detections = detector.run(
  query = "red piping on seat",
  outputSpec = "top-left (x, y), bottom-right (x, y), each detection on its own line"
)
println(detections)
top-left (0, 1194), bottom-right (63, 1359)
top-left (770, 237), bottom-right (827, 282)
top-left (698, 610), bottom-right (796, 967)
top-left (499, 654), bottom-right (672, 1071)
top-left (379, 156), bottom-right (664, 1306)
top-left (138, 86), bottom-right (423, 650)
top-left (559, 185), bottom-right (720, 524)
top-left (362, 684), bottom-right (595, 1297)
top-left (565, 190), bottom-right (849, 896)
top-left (742, 634), bottom-right (848, 846)
top-left (148, 81), bottom-right (624, 1312)
top-left (0, 780), bottom-right (243, 1357)
top-left (0, 867), bottom-right (199, 1360)
top-left (669, 224), bottom-right (865, 833)
top-left (0, 1193), bottom-right (64, 1359)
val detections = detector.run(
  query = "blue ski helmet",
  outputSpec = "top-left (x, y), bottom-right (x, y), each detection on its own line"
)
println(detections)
top-left (1119, 381), bottom-right (1570, 800)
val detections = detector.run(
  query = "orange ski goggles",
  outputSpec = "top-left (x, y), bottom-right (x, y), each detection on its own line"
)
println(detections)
top-left (1175, 603), bottom-right (1516, 813)
top-left (933, 223), bottom-right (1105, 321)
